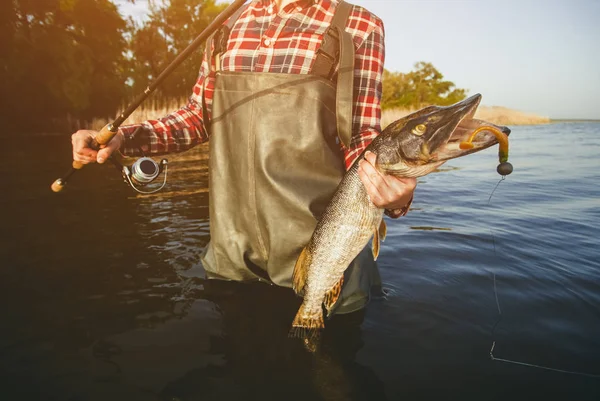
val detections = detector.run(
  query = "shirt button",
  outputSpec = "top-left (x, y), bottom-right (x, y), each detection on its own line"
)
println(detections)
top-left (267, 5), bottom-right (273, 13)
top-left (263, 37), bottom-right (272, 46)
top-left (296, 6), bottom-right (302, 11)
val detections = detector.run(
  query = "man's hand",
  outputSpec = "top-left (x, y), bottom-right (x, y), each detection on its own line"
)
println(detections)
top-left (358, 150), bottom-right (416, 210)
top-left (72, 130), bottom-right (123, 165)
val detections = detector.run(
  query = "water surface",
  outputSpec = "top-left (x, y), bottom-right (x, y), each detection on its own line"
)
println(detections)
top-left (1, 122), bottom-right (599, 400)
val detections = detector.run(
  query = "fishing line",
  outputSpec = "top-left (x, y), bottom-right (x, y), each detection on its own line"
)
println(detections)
top-left (489, 272), bottom-right (600, 379)
top-left (486, 196), bottom-right (600, 379)
top-left (487, 176), bottom-right (505, 205)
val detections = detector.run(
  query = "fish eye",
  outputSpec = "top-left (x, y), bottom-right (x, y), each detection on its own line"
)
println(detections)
top-left (412, 124), bottom-right (427, 136)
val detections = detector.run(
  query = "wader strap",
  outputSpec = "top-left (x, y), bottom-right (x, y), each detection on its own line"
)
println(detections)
top-left (205, 3), bottom-right (249, 75)
top-left (312, 1), bottom-right (352, 80)
top-left (311, 0), bottom-right (355, 148)
top-left (202, 3), bottom-right (249, 134)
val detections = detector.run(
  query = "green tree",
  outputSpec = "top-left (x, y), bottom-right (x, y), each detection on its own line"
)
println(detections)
top-left (127, 0), bottom-right (229, 99)
top-left (381, 69), bottom-right (411, 109)
top-left (1, 0), bottom-right (129, 130)
top-left (381, 62), bottom-right (467, 110)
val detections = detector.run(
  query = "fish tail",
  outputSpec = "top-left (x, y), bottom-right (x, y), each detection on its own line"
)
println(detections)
top-left (290, 303), bottom-right (325, 331)
top-left (289, 303), bottom-right (324, 351)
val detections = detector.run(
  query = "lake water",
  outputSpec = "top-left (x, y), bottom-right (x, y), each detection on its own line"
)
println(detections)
top-left (1, 122), bottom-right (599, 400)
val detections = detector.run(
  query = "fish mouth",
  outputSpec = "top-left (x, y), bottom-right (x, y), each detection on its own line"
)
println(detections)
top-left (436, 118), bottom-right (511, 162)
top-left (430, 94), bottom-right (511, 162)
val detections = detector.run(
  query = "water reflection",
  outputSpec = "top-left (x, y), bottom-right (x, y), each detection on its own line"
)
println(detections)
top-left (76, 281), bottom-right (385, 401)
top-left (159, 282), bottom-right (385, 401)
top-left (409, 226), bottom-right (452, 231)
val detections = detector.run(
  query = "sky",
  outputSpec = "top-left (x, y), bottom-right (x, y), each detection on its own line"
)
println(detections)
top-left (116, 0), bottom-right (600, 120)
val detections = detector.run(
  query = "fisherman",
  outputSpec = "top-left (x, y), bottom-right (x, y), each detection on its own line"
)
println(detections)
top-left (71, 0), bottom-right (416, 316)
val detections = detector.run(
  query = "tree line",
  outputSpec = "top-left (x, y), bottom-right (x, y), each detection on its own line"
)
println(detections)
top-left (1, 0), bottom-right (465, 132)
top-left (382, 62), bottom-right (466, 110)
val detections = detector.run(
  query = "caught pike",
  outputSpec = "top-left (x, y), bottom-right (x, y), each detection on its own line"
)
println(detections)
top-left (290, 94), bottom-right (512, 336)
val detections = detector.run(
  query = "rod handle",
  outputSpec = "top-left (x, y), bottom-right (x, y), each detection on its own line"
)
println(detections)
top-left (69, 124), bottom-right (117, 169)
top-left (52, 124), bottom-right (119, 192)
top-left (51, 178), bottom-right (66, 193)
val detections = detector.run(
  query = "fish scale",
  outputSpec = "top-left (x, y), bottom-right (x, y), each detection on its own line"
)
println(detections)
top-left (298, 163), bottom-right (384, 322)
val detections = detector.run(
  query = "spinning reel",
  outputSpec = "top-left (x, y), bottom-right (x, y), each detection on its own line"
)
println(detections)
top-left (118, 156), bottom-right (168, 194)
top-left (113, 127), bottom-right (169, 194)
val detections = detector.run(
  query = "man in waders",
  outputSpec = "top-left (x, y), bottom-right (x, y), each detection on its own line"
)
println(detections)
top-left (71, 0), bottom-right (416, 317)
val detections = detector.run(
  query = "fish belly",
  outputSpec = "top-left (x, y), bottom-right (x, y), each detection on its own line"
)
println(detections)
top-left (303, 171), bottom-right (382, 309)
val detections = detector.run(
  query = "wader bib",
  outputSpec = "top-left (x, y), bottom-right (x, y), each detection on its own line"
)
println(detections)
top-left (200, 1), bottom-right (380, 314)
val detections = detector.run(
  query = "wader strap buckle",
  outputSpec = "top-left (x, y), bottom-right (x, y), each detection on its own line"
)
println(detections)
top-left (312, 27), bottom-right (340, 80)
top-left (205, 3), bottom-right (249, 74)
top-left (311, 0), bottom-right (353, 81)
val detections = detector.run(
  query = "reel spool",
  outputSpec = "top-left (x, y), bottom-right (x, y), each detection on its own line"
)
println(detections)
top-left (121, 157), bottom-right (168, 194)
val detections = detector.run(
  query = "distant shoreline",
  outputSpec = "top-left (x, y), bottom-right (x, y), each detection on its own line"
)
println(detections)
top-left (550, 118), bottom-right (600, 123)
top-left (89, 100), bottom-right (593, 132)
top-left (382, 106), bottom-right (551, 128)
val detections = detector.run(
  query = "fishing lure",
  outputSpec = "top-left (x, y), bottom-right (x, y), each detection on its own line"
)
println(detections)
top-left (459, 126), bottom-right (513, 176)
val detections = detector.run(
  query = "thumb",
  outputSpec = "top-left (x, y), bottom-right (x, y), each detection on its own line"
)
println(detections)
top-left (97, 134), bottom-right (122, 164)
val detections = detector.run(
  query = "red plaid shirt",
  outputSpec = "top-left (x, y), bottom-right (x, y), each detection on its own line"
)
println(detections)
top-left (119, 0), bottom-right (385, 170)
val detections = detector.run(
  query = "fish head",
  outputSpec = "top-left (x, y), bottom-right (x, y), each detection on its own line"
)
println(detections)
top-left (376, 94), bottom-right (511, 177)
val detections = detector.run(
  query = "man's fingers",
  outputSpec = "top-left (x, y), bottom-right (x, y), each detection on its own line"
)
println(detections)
top-left (97, 147), bottom-right (113, 164)
top-left (357, 151), bottom-right (418, 209)
top-left (361, 152), bottom-right (388, 188)
top-left (73, 149), bottom-right (97, 163)
top-left (97, 134), bottom-right (122, 164)
top-left (72, 132), bottom-right (90, 149)
top-left (387, 176), bottom-right (417, 195)
top-left (72, 131), bottom-right (97, 164)
top-left (75, 147), bottom-right (97, 158)
top-left (358, 159), bottom-right (386, 207)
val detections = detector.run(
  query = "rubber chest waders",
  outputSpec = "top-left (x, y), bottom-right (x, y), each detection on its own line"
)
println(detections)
top-left (200, 1), bottom-right (380, 314)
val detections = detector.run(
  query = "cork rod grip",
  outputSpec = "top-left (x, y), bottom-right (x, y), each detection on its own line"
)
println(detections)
top-left (52, 124), bottom-right (119, 192)
top-left (70, 124), bottom-right (118, 170)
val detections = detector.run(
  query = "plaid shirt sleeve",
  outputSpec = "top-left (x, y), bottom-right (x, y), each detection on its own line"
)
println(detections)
top-left (345, 11), bottom-right (411, 218)
top-left (118, 53), bottom-right (214, 157)
top-left (343, 9), bottom-right (385, 170)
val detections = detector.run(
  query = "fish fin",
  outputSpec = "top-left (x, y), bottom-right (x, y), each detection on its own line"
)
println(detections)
top-left (288, 326), bottom-right (321, 353)
top-left (379, 219), bottom-right (387, 242)
top-left (372, 228), bottom-right (380, 261)
top-left (292, 246), bottom-right (310, 296)
top-left (290, 303), bottom-right (325, 330)
top-left (323, 276), bottom-right (344, 313)
top-left (289, 303), bottom-right (324, 352)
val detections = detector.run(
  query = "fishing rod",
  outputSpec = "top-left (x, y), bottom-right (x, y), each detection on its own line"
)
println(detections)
top-left (51, 0), bottom-right (248, 193)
